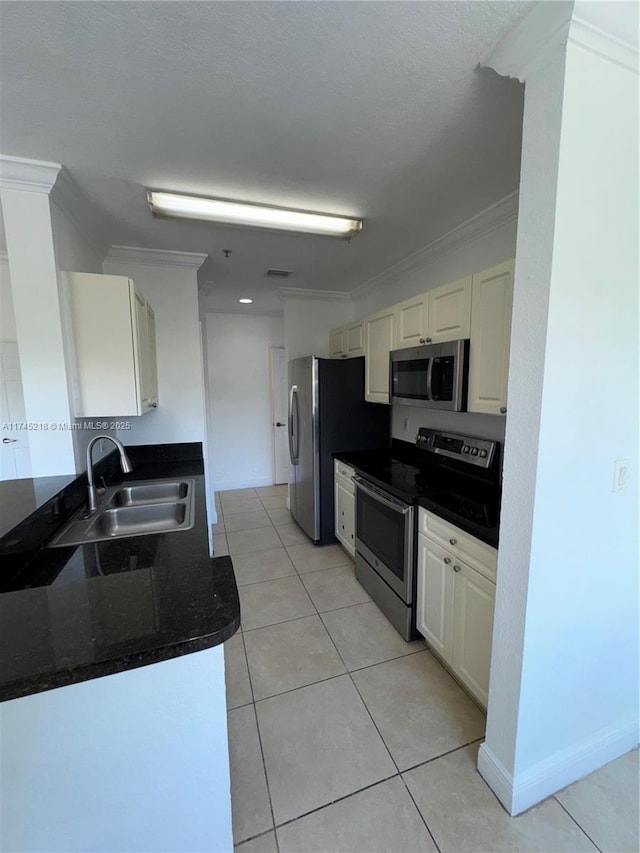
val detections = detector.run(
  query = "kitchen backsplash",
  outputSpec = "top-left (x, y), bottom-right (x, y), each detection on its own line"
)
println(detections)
top-left (391, 405), bottom-right (506, 445)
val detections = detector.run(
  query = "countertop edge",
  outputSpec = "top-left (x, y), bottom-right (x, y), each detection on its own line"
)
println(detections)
top-left (1, 613), bottom-right (241, 704)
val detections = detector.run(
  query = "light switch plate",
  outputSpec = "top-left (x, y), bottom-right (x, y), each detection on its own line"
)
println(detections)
top-left (612, 459), bottom-right (629, 492)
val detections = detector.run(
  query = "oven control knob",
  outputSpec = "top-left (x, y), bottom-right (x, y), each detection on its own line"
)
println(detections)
top-left (449, 538), bottom-right (457, 546)
top-left (479, 449), bottom-right (488, 458)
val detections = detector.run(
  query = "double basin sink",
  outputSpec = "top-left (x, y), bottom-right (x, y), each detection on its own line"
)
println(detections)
top-left (48, 478), bottom-right (196, 548)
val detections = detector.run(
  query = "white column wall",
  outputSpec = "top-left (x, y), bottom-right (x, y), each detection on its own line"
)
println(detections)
top-left (1, 188), bottom-right (76, 475)
top-left (480, 29), bottom-right (639, 814)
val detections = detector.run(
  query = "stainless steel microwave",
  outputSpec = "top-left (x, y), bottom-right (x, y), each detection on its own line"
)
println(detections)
top-left (389, 339), bottom-right (470, 411)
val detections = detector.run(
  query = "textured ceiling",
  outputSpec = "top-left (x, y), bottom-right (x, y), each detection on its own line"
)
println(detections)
top-left (0, 1), bottom-right (529, 314)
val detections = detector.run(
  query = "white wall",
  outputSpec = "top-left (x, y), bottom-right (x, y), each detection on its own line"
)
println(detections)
top-left (103, 255), bottom-right (207, 450)
top-left (207, 312), bottom-right (284, 491)
top-left (480, 28), bottom-right (639, 814)
top-left (1, 646), bottom-right (232, 852)
top-left (0, 255), bottom-right (16, 341)
top-left (1, 183), bottom-right (77, 476)
top-left (391, 405), bottom-right (506, 445)
top-left (283, 295), bottom-right (352, 361)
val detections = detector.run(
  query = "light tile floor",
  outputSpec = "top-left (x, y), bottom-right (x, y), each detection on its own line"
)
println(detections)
top-left (216, 486), bottom-right (640, 853)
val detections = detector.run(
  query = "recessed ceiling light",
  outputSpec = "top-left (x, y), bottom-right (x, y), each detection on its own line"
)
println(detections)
top-left (147, 191), bottom-right (362, 238)
top-left (239, 298), bottom-right (253, 304)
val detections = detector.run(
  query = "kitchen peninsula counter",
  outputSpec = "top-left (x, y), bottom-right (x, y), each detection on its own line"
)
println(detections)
top-left (0, 444), bottom-right (240, 702)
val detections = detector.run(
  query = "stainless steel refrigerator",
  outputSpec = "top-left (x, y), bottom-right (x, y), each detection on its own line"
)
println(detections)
top-left (288, 355), bottom-right (389, 544)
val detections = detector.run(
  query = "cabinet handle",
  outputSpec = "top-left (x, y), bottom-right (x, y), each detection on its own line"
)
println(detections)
top-left (419, 337), bottom-right (425, 344)
top-left (341, 354), bottom-right (347, 358)
top-left (151, 402), bottom-right (158, 408)
top-left (449, 538), bottom-right (457, 546)
top-left (425, 337), bottom-right (432, 343)
top-left (444, 557), bottom-right (451, 565)
top-left (453, 564), bottom-right (461, 572)
top-left (500, 406), bottom-right (507, 414)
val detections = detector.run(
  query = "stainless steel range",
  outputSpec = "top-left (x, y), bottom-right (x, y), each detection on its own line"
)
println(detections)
top-left (352, 428), bottom-right (500, 640)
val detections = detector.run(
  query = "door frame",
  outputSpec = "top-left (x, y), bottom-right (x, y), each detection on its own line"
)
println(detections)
top-left (269, 346), bottom-right (288, 484)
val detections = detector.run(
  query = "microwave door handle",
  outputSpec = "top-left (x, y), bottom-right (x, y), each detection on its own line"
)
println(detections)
top-left (354, 477), bottom-right (411, 515)
top-left (426, 358), bottom-right (434, 400)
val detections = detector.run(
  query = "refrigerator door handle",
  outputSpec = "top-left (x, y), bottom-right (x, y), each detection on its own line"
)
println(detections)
top-left (288, 385), bottom-right (299, 464)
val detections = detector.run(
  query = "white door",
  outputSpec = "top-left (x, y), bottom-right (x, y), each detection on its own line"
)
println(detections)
top-left (270, 347), bottom-right (289, 484)
top-left (0, 342), bottom-right (32, 480)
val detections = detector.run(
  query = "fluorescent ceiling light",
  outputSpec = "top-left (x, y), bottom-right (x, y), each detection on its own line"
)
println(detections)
top-left (147, 191), bottom-right (362, 238)
top-left (239, 298), bottom-right (253, 304)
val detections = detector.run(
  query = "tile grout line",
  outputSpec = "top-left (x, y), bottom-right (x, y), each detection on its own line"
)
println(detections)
top-left (238, 612), bottom-right (281, 851)
top-left (219, 491), bottom-right (281, 852)
top-left (552, 795), bottom-right (604, 852)
top-left (222, 491), bottom-right (474, 847)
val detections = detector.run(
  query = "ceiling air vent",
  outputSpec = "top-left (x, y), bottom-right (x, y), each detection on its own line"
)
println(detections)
top-left (266, 269), bottom-right (293, 279)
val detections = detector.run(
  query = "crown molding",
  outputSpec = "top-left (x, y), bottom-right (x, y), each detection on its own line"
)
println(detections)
top-left (106, 245), bottom-right (208, 269)
top-left (569, 15), bottom-right (639, 73)
top-left (278, 286), bottom-right (352, 301)
top-left (50, 168), bottom-right (111, 260)
top-left (0, 155), bottom-right (61, 194)
top-left (481, 1), bottom-right (573, 83)
top-left (351, 190), bottom-right (519, 300)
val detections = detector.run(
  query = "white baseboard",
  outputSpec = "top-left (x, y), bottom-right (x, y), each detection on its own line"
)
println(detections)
top-left (478, 719), bottom-right (639, 815)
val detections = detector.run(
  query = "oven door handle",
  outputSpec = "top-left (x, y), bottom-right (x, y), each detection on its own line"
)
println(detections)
top-left (353, 476), bottom-right (412, 515)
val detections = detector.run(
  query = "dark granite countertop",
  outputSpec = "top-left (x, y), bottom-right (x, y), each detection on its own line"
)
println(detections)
top-left (334, 444), bottom-right (500, 548)
top-left (0, 444), bottom-right (240, 702)
top-left (0, 474), bottom-right (78, 539)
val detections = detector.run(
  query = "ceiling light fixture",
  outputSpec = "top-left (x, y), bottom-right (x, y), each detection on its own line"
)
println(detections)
top-left (147, 191), bottom-right (362, 238)
top-left (239, 298), bottom-right (253, 304)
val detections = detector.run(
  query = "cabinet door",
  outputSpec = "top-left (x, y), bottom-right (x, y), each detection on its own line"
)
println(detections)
top-left (329, 326), bottom-right (347, 358)
top-left (467, 260), bottom-right (514, 415)
top-left (416, 534), bottom-right (454, 662)
top-left (428, 276), bottom-right (472, 343)
top-left (394, 294), bottom-right (429, 349)
top-left (145, 303), bottom-right (159, 406)
top-left (451, 561), bottom-right (496, 708)
top-left (335, 477), bottom-right (355, 557)
top-left (346, 322), bottom-right (364, 357)
top-left (364, 307), bottom-right (395, 404)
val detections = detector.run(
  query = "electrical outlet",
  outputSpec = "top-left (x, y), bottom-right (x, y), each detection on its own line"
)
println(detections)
top-left (612, 459), bottom-right (629, 492)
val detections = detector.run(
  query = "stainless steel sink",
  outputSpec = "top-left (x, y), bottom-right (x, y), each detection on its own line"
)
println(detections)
top-left (48, 478), bottom-right (196, 548)
top-left (110, 481), bottom-right (189, 507)
top-left (88, 503), bottom-right (187, 537)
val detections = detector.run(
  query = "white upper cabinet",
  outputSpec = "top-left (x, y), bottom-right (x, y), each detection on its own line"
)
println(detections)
top-left (329, 326), bottom-right (347, 358)
top-left (428, 275), bottom-right (472, 343)
top-left (467, 260), bottom-right (514, 415)
top-left (329, 321), bottom-right (364, 359)
top-left (67, 272), bottom-right (159, 417)
top-left (394, 294), bottom-right (430, 349)
top-left (364, 306), bottom-right (396, 404)
top-left (393, 277), bottom-right (471, 351)
top-left (345, 321), bottom-right (365, 357)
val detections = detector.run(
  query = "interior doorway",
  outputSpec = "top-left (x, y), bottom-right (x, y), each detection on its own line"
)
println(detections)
top-left (269, 346), bottom-right (288, 484)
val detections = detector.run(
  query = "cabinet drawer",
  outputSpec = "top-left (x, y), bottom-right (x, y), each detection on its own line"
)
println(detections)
top-left (419, 508), bottom-right (497, 582)
top-left (334, 460), bottom-right (355, 482)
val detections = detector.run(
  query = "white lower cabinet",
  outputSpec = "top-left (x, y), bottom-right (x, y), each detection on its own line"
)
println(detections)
top-left (334, 460), bottom-right (356, 557)
top-left (416, 509), bottom-right (496, 708)
top-left (451, 561), bottom-right (496, 708)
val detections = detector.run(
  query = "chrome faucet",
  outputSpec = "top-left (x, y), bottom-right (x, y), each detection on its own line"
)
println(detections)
top-left (85, 434), bottom-right (133, 516)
